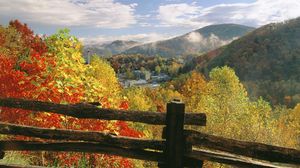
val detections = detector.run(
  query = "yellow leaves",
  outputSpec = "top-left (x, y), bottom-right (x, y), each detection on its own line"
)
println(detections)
top-left (294, 103), bottom-right (300, 113)
top-left (18, 81), bottom-right (25, 85)
top-left (112, 130), bottom-right (120, 136)
top-left (83, 55), bottom-right (122, 108)
top-left (35, 117), bottom-right (42, 122)
top-left (44, 30), bottom-right (90, 102)
top-left (179, 66), bottom-right (295, 148)
top-left (123, 87), bottom-right (154, 111)
top-left (60, 115), bottom-right (67, 121)
top-left (180, 71), bottom-right (207, 98)
top-left (50, 126), bottom-right (56, 129)
top-left (209, 66), bottom-right (247, 98)
top-left (44, 112), bottom-right (52, 116)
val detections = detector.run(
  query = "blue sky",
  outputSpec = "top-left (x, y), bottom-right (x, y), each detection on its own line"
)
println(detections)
top-left (0, 0), bottom-right (300, 44)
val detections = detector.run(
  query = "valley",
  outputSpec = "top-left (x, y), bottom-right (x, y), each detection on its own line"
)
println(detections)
top-left (0, 1), bottom-right (300, 166)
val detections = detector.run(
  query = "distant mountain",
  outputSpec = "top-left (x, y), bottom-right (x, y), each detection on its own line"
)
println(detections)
top-left (124, 24), bottom-right (254, 57)
top-left (190, 18), bottom-right (300, 106)
top-left (83, 40), bottom-right (140, 57)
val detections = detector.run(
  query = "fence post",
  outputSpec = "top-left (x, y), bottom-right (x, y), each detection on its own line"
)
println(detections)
top-left (185, 142), bottom-right (204, 168)
top-left (161, 99), bottom-right (185, 168)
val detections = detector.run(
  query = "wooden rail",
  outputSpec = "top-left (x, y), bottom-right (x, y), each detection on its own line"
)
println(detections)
top-left (187, 149), bottom-right (298, 168)
top-left (0, 122), bottom-right (164, 150)
top-left (185, 130), bottom-right (300, 164)
top-left (0, 122), bottom-right (299, 165)
top-left (0, 98), bottom-right (299, 168)
top-left (0, 163), bottom-right (46, 168)
top-left (0, 141), bottom-right (164, 163)
top-left (0, 140), bottom-right (297, 168)
top-left (0, 98), bottom-right (206, 126)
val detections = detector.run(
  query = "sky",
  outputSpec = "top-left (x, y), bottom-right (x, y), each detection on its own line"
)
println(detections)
top-left (1, 0), bottom-right (300, 45)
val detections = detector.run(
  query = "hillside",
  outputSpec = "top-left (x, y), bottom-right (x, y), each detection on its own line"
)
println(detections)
top-left (124, 24), bottom-right (254, 57)
top-left (83, 40), bottom-right (140, 57)
top-left (193, 18), bottom-right (300, 106)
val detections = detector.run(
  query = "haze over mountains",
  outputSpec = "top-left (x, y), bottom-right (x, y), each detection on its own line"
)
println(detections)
top-left (125, 24), bottom-right (254, 57)
top-left (186, 18), bottom-right (300, 106)
top-left (83, 24), bottom-right (254, 58)
top-left (83, 18), bottom-right (300, 106)
top-left (83, 40), bottom-right (141, 58)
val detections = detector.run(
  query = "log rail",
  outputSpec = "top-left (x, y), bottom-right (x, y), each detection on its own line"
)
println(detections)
top-left (0, 98), bottom-right (299, 168)
top-left (0, 98), bottom-right (206, 126)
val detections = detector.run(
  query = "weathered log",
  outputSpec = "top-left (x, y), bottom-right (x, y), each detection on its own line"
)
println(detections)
top-left (0, 141), bottom-right (201, 167)
top-left (0, 98), bottom-right (206, 126)
top-left (186, 130), bottom-right (300, 165)
top-left (0, 141), bottom-right (296, 168)
top-left (188, 148), bottom-right (298, 168)
top-left (0, 122), bottom-right (299, 166)
top-left (0, 122), bottom-right (164, 150)
top-left (0, 163), bottom-right (46, 168)
top-left (0, 141), bottom-right (164, 163)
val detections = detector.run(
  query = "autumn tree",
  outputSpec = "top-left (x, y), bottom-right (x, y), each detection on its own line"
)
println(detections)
top-left (123, 87), bottom-right (155, 112)
top-left (0, 21), bottom-right (142, 167)
top-left (275, 104), bottom-right (300, 149)
top-left (84, 55), bottom-right (121, 107)
top-left (172, 66), bottom-right (298, 168)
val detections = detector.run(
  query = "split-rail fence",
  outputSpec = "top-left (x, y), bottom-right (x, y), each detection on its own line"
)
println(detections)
top-left (0, 98), bottom-right (299, 168)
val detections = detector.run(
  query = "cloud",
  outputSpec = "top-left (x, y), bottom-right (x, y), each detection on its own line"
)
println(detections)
top-left (184, 32), bottom-right (236, 48)
top-left (157, 0), bottom-right (300, 28)
top-left (157, 3), bottom-right (207, 28)
top-left (185, 32), bottom-right (204, 43)
top-left (80, 33), bottom-right (174, 45)
top-left (0, 0), bottom-right (137, 28)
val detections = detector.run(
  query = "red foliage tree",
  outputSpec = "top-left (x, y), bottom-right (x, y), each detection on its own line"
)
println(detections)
top-left (0, 20), bottom-right (142, 167)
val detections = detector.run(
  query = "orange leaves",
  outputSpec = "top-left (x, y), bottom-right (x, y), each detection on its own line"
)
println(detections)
top-left (0, 20), bottom-right (144, 167)
top-left (9, 20), bottom-right (47, 56)
top-left (115, 121), bottom-right (144, 138)
top-left (0, 55), bottom-right (34, 98)
top-left (0, 53), bottom-right (38, 125)
top-left (9, 20), bottom-right (34, 38)
top-left (180, 71), bottom-right (207, 97)
top-left (0, 33), bottom-right (5, 46)
top-left (119, 101), bottom-right (129, 110)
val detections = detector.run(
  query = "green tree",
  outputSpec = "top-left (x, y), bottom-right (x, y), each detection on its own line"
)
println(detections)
top-left (125, 68), bottom-right (135, 79)
top-left (155, 65), bottom-right (161, 75)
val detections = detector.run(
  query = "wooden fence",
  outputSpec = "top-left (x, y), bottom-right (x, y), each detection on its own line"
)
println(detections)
top-left (0, 98), bottom-right (299, 168)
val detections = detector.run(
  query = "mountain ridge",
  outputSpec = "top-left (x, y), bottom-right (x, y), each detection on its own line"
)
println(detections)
top-left (187, 18), bottom-right (300, 106)
top-left (83, 40), bottom-right (141, 57)
top-left (124, 24), bottom-right (255, 57)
